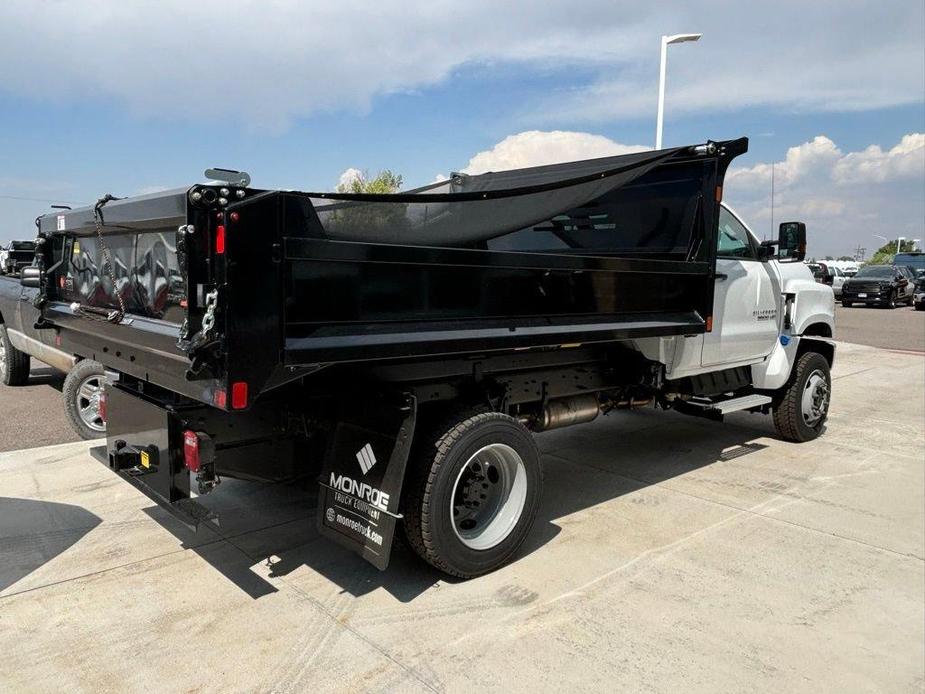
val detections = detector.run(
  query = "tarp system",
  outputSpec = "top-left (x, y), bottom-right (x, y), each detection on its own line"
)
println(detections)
top-left (307, 148), bottom-right (683, 246)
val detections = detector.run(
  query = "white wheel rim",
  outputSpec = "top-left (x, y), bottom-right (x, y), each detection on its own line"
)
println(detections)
top-left (801, 369), bottom-right (829, 427)
top-left (450, 443), bottom-right (527, 551)
top-left (76, 375), bottom-right (106, 432)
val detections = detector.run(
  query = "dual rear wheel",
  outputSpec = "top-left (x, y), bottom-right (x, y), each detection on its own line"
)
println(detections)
top-left (402, 411), bottom-right (542, 578)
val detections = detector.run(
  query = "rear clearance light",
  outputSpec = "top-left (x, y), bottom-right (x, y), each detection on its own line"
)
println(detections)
top-left (231, 381), bottom-right (248, 410)
top-left (705, 315), bottom-right (713, 332)
top-left (215, 225), bottom-right (226, 254)
top-left (183, 430), bottom-right (201, 472)
top-left (213, 388), bottom-right (227, 409)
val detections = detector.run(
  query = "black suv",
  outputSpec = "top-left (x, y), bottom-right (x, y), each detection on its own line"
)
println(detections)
top-left (841, 265), bottom-right (916, 308)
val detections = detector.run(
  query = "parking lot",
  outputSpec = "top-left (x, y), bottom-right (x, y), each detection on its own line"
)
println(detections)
top-left (1, 337), bottom-right (922, 692)
top-left (834, 303), bottom-right (925, 352)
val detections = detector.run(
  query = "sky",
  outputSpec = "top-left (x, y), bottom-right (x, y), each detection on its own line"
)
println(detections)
top-left (0, 0), bottom-right (923, 258)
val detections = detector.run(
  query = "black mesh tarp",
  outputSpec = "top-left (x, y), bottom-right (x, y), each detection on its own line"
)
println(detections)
top-left (305, 148), bottom-right (682, 246)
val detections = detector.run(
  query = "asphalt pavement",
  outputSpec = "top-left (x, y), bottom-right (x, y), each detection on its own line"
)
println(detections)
top-left (834, 302), bottom-right (925, 352)
top-left (0, 366), bottom-right (81, 452)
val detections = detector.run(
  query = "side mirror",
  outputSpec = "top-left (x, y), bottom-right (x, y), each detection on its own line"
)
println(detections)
top-left (778, 221), bottom-right (806, 262)
top-left (20, 266), bottom-right (43, 289)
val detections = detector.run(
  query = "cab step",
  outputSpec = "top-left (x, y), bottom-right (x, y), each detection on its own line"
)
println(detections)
top-left (675, 394), bottom-right (773, 421)
top-left (709, 394), bottom-right (773, 414)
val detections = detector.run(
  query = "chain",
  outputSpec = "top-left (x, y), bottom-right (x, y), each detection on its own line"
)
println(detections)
top-left (91, 194), bottom-right (125, 323)
top-left (200, 288), bottom-right (219, 336)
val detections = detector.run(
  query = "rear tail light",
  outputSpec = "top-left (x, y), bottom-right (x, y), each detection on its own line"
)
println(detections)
top-left (215, 225), bottom-right (226, 255)
top-left (183, 430), bottom-right (201, 472)
top-left (231, 381), bottom-right (248, 409)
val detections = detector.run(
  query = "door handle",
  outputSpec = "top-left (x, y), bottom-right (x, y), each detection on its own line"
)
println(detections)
top-left (715, 273), bottom-right (728, 281)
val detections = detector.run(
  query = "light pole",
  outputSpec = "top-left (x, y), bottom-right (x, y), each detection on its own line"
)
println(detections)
top-left (655, 33), bottom-right (702, 150)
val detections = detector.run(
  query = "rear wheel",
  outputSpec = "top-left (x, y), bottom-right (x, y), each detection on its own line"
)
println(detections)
top-left (63, 360), bottom-right (107, 439)
top-left (0, 324), bottom-right (31, 386)
top-left (403, 410), bottom-right (542, 578)
top-left (772, 351), bottom-right (831, 443)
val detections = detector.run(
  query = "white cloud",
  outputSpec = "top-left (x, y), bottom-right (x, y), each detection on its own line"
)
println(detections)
top-left (726, 136), bottom-right (842, 189)
top-left (833, 133), bottom-right (925, 185)
top-left (0, 2), bottom-right (920, 131)
top-left (461, 130), bottom-right (647, 174)
top-left (725, 133), bottom-right (924, 256)
top-left (336, 167), bottom-right (363, 190)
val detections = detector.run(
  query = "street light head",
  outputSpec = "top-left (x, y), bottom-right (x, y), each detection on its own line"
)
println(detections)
top-left (664, 33), bottom-right (702, 45)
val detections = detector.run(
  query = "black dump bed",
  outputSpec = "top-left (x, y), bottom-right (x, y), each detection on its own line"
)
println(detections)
top-left (35, 138), bottom-right (746, 410)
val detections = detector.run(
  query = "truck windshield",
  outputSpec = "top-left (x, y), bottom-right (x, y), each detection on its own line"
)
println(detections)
top-left (855, 265), bottom-right (893, 278)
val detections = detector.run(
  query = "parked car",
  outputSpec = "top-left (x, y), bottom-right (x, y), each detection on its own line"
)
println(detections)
top-left (1, 240), bottom-right (37, 275)
top-left (1, 260), bottom-right (108, 439)
top-left (841, 264), bottom-right (916, 308)
top-left (828, 266), bottom-right (847, 297)
top-left (914, 278), bottom-right (925, 311)
top-left (894, 252), bottom-right (925, 279)
top-left (806, 262), bottom-right (845, 296)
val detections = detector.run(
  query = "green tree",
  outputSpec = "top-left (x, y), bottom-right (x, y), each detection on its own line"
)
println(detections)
top-left (328, 169), bottom-right (406, 240)
top-left (868, 239), bottom-right (917, 266)
top-left (336, 169), bottom-right (403, 194)
top-left (837, 256), bottom-right (855, 261)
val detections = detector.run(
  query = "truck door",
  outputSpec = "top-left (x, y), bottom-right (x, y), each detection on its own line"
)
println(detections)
top-left (702, 205), bottom-right (780, 366)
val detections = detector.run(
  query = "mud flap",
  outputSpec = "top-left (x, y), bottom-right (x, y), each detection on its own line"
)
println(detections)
top-left (317, 392), bottom-right (417, 570)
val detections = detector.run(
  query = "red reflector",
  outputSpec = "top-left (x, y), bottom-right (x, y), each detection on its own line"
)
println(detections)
top-left (213, 388), bottom-right (227, 409)
top-left (99, 390), bottom-right (107, 422)
top-left (215, 225), bottom-right (226, 254)
top-left (229, 211), bottom-right (240, 223)
top-left (706, 315), bottom-right (714, 332)
top-left (183, 430), bottom-right (201, 472)
top-left (231, 381), bottom-right (248, 409)
top-left (59, 276), bottom-right (65, 288)
top-left (715, 185), bottom-right (723, 202)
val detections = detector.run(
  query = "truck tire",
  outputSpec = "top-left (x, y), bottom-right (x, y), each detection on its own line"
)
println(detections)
top-left (772, 351), bottom-right (831, 443)
top-left (0, 324), bottom-right (31, 386)
top-left (885, 290), bottom-right (897, 309)
top-left (63, 359), bottom-right (107, 439)
top-left (402, 410), bottom-right (542, 578)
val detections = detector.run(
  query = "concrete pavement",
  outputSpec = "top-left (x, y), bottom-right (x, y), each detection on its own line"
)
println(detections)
top-left (0, 341), bottom-right (922, 693)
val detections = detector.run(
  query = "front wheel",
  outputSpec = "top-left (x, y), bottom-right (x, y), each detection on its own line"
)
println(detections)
top-left (0, 324), bottom-right (31, 386)
top-left (402, 410), bottom-right (542, 578)
top-left (885, 291), bottom-right (897, 309)
top-left (772, 351), bottom-right (831, 442)
top-left (63, 360), bottom-right (107, 439)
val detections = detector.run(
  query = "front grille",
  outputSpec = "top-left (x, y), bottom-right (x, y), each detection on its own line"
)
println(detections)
top-left (846, 282), bottom-right (884, 293)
